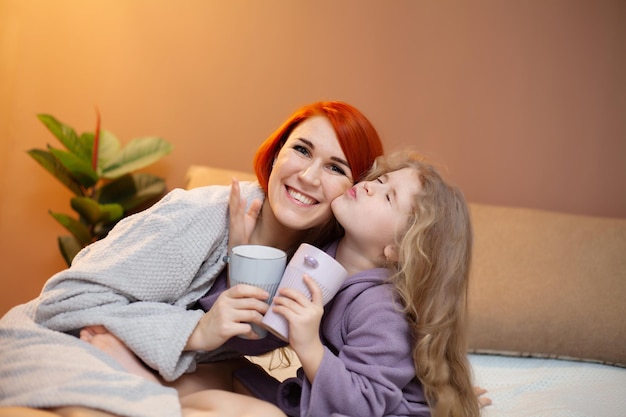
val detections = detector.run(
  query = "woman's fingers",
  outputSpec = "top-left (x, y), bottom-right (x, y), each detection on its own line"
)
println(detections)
top-left (246, 198), bottom-right (262, 225)
top-left (227, 177), bottom-right (262, 251)
top-left (226, 283), bottom-right (269, 301)
top-left (228, 178), bottom-right (246, 251)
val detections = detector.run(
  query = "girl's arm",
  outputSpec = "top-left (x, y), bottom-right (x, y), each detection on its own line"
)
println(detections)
top-left (269, 274), bottom-right (325, 381)
top-left (298, 286), bottom-right (427, 416)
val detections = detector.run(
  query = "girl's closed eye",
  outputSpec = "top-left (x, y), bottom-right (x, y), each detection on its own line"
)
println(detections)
top-left (376, 177), bottom-right (392, 202)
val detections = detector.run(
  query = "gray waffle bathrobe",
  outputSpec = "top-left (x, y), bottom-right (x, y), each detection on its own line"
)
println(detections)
top-left (0, 182), bottom-right (265, 417)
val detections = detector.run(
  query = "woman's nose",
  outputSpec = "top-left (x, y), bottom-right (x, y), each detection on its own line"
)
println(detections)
top-left (298, 162), bottom-right (322, 186)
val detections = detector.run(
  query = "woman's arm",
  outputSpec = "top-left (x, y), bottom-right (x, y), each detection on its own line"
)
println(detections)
top-left (34, 185), bottom-right (257, 380)
top-left (185, 283), bottom-right (272, 351)
top-left (186, 178), bottom-right (272, 349)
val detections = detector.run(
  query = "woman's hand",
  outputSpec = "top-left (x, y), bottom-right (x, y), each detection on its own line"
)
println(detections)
top-left (271, 274), bottom-right (325, 382)
top-left (228, 178), bottom-right (262, 252)
top-left (185, 284), bottom-right (270, 351)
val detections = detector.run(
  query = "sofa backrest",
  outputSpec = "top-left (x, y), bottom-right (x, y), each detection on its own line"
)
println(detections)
top-left (467, 203), bottom-right (626, 367)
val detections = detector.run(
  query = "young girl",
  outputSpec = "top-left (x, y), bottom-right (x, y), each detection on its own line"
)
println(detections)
top-left (81, 150), bottom-right (482, 417)
top-left (259, 150), bottom-right (480, 416)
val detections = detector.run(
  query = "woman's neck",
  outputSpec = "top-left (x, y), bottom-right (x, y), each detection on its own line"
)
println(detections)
top-left (249, 200), bottom-right (305, 253)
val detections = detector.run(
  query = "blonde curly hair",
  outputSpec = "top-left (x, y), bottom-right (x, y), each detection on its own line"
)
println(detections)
top-left (365, 151), bottom-right (479, 417)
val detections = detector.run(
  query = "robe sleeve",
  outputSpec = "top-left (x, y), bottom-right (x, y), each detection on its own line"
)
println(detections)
top-left (288, 286), bottom-right (422, 416)
top-left (34, 183), bottom-right (264, 380)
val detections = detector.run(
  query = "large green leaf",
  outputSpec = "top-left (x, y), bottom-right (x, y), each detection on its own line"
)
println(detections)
top-left (49, 211), bottom-right (92, 245)
top-left (27, 149), bottom-right (84, 196)
top-left (70, 197), bottom-right (124, 225)
top-left (79, 130), bottom-right (122, 174)
top-left (58, 235), bottom-right (83, 266)
top-left (101, 137), bottom-right (173, 178)
top-left (77, 132), bottom-right (95, 167)
top-left (49, 147), bottom-right (98, 188)
top-left (37, 114), bottom-right (91, 160)
top-left (95, 130), bottom-right (121, 170)
top-left (96, 173), bottom-right (166, 211)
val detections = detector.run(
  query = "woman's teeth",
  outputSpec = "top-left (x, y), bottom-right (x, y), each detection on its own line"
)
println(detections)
top-left (288, 188), bottom-right (316, 205)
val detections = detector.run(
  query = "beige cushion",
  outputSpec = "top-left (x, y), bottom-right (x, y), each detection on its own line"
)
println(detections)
top-left (467, 203), bottom-right (626, 367)
top-left (184, 165), bottom-right (256, 189)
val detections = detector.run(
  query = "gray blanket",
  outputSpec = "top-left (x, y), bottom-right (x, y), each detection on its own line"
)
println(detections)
top-left (0, 183), bottom-right (265, 416)
top-left (0, 300), bottom-right (181, 417)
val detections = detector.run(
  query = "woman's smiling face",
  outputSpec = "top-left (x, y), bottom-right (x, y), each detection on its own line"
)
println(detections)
top-left (266, 116), bottom-right (354, 232)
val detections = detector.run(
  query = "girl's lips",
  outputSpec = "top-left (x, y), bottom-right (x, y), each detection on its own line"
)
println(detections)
top-left (347, 187), bottom-right (357, 199)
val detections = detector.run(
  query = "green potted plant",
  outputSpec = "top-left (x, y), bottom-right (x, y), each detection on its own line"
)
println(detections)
top-left (28, 112), bottom-right (174, 266)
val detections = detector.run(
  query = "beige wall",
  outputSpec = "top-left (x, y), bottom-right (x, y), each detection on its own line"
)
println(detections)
top-left (1, 0), bottom-right (624, 315)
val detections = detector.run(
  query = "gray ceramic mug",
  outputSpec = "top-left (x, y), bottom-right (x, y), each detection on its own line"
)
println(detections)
top-left (228, 244), bottom-right (287, 338)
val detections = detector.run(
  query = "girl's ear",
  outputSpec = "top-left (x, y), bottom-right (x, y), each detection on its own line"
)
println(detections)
top-left (383, 244), bottom-right (400, 262)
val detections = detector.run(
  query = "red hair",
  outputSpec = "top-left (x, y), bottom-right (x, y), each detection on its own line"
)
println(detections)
top-left (253, 101), bottom-right (384, 193)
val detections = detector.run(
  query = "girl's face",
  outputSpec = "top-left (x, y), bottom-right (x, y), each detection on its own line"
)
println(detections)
top-left (332, 167), bottom-right (421, 253)
top-left (266, 116), bottom-right (354, 231)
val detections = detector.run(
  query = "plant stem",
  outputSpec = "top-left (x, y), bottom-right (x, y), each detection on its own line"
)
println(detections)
top-left (92, 107), bottom-right (101, 171)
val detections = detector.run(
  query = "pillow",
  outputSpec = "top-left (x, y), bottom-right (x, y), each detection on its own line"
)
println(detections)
top-left (467, 203), bottom-right (626, 367)
top-left (185, 165), bottom-right (257, 189)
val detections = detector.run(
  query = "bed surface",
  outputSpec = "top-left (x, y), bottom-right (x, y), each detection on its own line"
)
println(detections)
top-left (470, 354), bottom-right (626, 417)
top-left (251, 352), bottom-right (626, 416)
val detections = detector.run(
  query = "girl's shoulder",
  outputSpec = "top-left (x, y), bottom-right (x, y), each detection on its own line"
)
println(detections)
top-left (333, 270), bottom-right (411, 341)
top-left (335, 268), bottom-right (398, 312)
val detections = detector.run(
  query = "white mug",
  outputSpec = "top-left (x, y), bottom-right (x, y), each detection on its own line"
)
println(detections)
top-left (262, 243), bottom-right (348, 341)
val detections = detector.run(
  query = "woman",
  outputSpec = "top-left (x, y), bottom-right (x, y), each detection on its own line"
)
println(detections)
top-left (0, 101), bottom-right (383, 417)
top-left (86, 151), bottom-right (484, 416)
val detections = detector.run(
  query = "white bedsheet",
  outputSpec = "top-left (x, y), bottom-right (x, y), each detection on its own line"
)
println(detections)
top-left (469, 354), bottom-right (626, 417)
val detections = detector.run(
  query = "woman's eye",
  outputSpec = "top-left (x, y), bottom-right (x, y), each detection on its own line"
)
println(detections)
top-left (328, 164), bottom-right (347, 176)
top-left (293, 144), bottom-right (311, 157)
